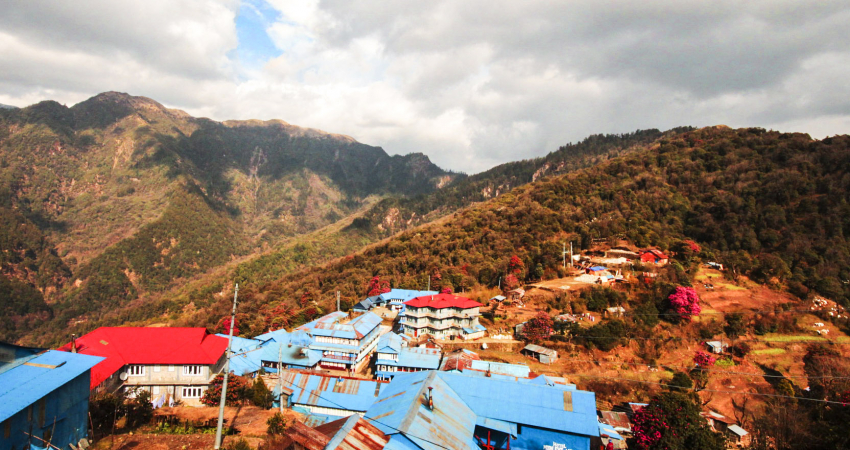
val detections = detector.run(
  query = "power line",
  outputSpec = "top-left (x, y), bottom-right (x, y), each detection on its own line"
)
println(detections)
top-left (558, 334), bottom-right (850, 345)
top-left (274, 372), bottom-right (451, 450)
top-left (572, 373), bottom-right (850, 406)
top-left (563, 307), bottom-right (845, 318)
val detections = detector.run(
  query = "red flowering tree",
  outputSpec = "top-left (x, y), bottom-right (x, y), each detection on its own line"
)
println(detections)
top-left (628, 392), bottom-right (725, 450)
top-left (440, 286), bottom-right (454, 294)
top-left (366, 276), bottom-right (391, 297)
top-left (266, 304), bottom-right (294, 329)
top-left (508, 255), bottom-right (525, 275)
top-left (299, 291), bottom-right (312, 308)
top-left (200, 374), bottom-right (250, 406)
top-left (668, 287), bottom-right (701, 321)
top-left (693, 351), bottom-right (717, 367)
top-left (221, 317), bottom-right (239, 336)
top-left (521, 312), bottom-right (554, 344)
top-left (683, 240), bottom-right (701, 253)
top-left (503, 274), bottom-right (520, 291)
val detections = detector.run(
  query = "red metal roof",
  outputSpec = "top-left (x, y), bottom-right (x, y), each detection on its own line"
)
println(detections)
top-left (404, 293), bottom-right (482, 309)
top-left (57, 327), bottom-right (227, 389)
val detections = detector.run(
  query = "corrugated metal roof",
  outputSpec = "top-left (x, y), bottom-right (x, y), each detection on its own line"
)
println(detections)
top-left (297, 312), bottom-right (382, 340)
top-left (0, 350), bottom-right (103, 422)
top-left (379, 290), bottom-right (438, 303)
top-left (318, 414), bottom-right (391, 450)
top-left (522, 344), bottom-right (557, 356)
top-left (727, 424), bottom-right (748, 436)
top-left (438, 371), bottom-right (599, 437)
top-left (259, 342), bottom-right (322, 369)
top-left (468, 360), bottom-right (531, 378)
top-left (276, 369), bottom-right (384, 413)
top-left (379, 348), bottom-right (441, 370)
top-left (377, 333), bottom-right (403, 354)
top-left (598, 422), bottom-right (624, 440)
top-left (364, 371), bottom-right (478, 450)
top-left (600, 411), bottom-right (632, 431)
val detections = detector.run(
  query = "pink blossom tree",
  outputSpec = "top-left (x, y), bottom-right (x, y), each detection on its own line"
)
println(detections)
top-left (693, 351), bottom-right (717, 367)
top-left (668, 286), bottom-right (701, 321)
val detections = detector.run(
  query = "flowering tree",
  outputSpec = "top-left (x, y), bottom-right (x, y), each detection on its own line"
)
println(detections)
top-left (693, 351), bottom-right (717, 367)
top-left (628, 392), bottom-right (725, 450)
top-left (683, 240), bottom-right (701, 253)
top-left (521, 312), bottom-right (554, 344)
top-left (299, 291), bottom-right (312, 308)
top-left (440, 286), bottom-right (454, 294)
top-left (366, 276), bottom-right (391, 297)
top-left (503, 273), bottom-right (520, 291)
top-left (668, 287), bottom-right (701, 321)
top-left (508, 255), bottom-right (525, 275)
top-left (221, 317), bottom-right (239, 336)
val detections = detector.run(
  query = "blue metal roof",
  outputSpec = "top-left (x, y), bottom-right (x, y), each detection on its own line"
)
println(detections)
top-left (254, 328), bottom-right (290, 343)
top-left (524, 374), bottom-right (577, 390)
top-left (364, 371), bottom-right (477, 450)
top-left (259, 343), bottom-right (322, 369)
top-left (376, 332), bottom-right (403, 354)
top-left (0, 350), bottom-right (103, 422)
top-left (462, 324), bottom-right (487, 334)
top-left (274, 370), bottom-right (385, 413)
top-left (598, 421), bottom-right (624, 440)
top-left (468, 360), bottom-right (531, 378)
top-left (379, 290), bottom-right (438, 303)
top-left (439, 371), bottom-right (598, 437)
top-left (297, 312), bottom-right (382, 340)
top-left (216, 335), bottom-right (264, 353)
top-left (378, 348), bottom-right (441, 370)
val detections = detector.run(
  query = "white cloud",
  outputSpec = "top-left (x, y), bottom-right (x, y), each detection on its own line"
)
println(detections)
top-left (0, 0), bottom-right (848, 173)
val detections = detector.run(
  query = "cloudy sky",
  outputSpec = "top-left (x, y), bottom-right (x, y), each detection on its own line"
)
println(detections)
top-left (2, 1), bottom-right (849, 173)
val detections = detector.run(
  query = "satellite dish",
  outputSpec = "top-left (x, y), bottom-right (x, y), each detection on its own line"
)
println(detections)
top-left (119, 372), bottom-right (129, 381)
top-left (167, 386), bottom-right (174, 394)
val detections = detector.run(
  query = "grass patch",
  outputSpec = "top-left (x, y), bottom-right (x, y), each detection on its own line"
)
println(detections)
top-left (752, 348), bottom-right (787, 355)
top-left (715, 357), bottom-right (735, 368)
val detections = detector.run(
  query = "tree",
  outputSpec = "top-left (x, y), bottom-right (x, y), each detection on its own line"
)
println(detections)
top-left (89, 391), bottom-right (124, 437)
top-left (628, 392), bottom-right (725, 450)
top-left (723, 312), bottom-right (746, 338)
top-left (521, 312), bottom-right (553, 343)
top-left (124, 389), bottom-right (153, 428)
top-left (366, 276), bottom-right (391, 297)
top-left (668, 286), bottom-right (701, 321)
top-left (669, 371), bottom-right (693, 391)
top-left (201, 374), bottom-right (250, 407)
top-left (503, 273), bottom-right (520, 291)
top-left (252, 377), bottom-right (273, 409)
top-left (298, 291), bottom-right (312, 308)
top-left (221, 316), bottom-right (239, 336)
top-left (267, 411), bottom-right (292, 435)
top-left (508, 255), bottom-right (525, 275)
top-left (440, 286), bottom-right (454, 294)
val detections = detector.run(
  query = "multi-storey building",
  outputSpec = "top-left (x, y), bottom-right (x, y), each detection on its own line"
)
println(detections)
top-left (401, 293), bottom-right (484, 339)
top-left (374, 332), bottom-right (441, 380)
top-left (295, 312), bottom-right (383, 373)
top-left (58, 327), bottom-right (228, 406)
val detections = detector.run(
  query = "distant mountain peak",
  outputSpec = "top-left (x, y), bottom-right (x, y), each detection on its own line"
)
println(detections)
top-left (222, 118), bottom-right (358, 144)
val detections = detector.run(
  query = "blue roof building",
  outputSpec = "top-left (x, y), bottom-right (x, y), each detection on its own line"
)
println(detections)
top-left (271, 369), bottom-right (387, 419)
top-left (0, 346), bottom-right (103, 450)
top-left (296, 312), bottom-right (384, 372)
top-left (378, 289), bottom-right (439, 312)
top-left (364, 370), bottom-right (599, 450)
top-left (374, 333), bottom-right (441, 380)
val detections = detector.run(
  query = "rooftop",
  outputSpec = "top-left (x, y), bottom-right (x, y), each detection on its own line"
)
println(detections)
top-left (297, 312), bottom-right (383, 340)
top-left (0, 350), bottom-right (103, 422)
top-left (274, 369), bottom-right (386, 413)
top-left (57, 327), bottom-right (228, 388)
top-left (404, 294), bottom-right (482, 309)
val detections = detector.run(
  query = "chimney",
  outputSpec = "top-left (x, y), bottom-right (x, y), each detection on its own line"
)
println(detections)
top-left (427, 386), bottom-right (434, 410)
top-left (71, 334), bottom-right (77, 353)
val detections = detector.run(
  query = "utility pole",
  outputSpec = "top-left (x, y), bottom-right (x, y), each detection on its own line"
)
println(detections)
top-left (562, 242), bottom-right (567, 269)
top-left (427, 276), bottom-right (430, 291)
top-left (214, 284), bottom-right (239, 450)
top-left (277, 343), bottom-right (283, 413)
top-left (336, 291), bottom-right (340, 312)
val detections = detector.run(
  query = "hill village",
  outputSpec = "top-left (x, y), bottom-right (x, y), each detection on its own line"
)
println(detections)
top-left (2, 247), bottom-right (774, 450)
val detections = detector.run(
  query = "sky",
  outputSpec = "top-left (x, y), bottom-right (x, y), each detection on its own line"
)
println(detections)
top-left (1, 1), bottom-right (849, 174)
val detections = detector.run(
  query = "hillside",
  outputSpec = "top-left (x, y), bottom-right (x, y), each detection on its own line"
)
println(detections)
top-left (20, 126), bottom-right (850, 348)
top-left (0, 91), bottom-right (455, 342)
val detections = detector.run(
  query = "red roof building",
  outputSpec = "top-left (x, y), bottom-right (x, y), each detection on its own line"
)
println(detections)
top-left (402, 294), bottom-right (485, 340)
top-left (58, 327), bottom-right (228, 404)
top-left (639, 249), bottom-right (669, 265)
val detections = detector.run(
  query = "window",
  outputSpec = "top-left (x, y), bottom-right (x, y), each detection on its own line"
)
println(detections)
top-left (183, 365), bottom-right (203, 376)
top-left (168, 365), bottom-right (175, 372)
top-left (153, 386), bottom-right (161, 395)
top-left (154, 365), bottom-right (161, 372)
top-left (127, 365), bottom-right (145, 376)
top-left (182, 387), bottom-right (203, 398)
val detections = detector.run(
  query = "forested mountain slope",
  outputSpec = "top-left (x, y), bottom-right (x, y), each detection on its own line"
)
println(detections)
top-left (151, 126), bottom-right (849, 340)
top-left (0, 92), bottom-right (454, 342)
